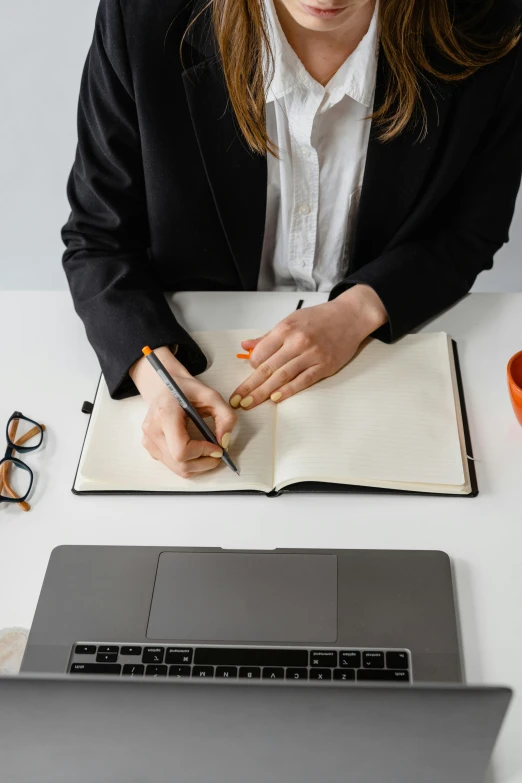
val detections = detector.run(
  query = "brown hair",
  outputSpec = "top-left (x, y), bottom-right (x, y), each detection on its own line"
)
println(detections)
top-left (189, 0), bottom-right (521, 152)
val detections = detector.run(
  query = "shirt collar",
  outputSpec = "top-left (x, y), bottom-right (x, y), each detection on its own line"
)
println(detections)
top-left (264, 0), bottom-right (380, 107)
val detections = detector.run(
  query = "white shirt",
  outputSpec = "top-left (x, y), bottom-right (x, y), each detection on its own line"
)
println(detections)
top-left (258, 0), bottom-right (380, 292)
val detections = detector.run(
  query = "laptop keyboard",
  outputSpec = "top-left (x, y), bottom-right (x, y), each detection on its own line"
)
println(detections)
top-left (69, 645), bottom-right (411, 683)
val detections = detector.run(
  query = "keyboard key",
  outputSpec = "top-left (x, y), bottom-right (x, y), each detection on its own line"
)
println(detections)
top-left (239, 667), bottom-right (261, 680)
top-left (195, 648), bottom-right (308, 667)
top-left (75, 645), bottom-right (96, 655)
top-left (310, 668), bottom-right (332, 681)
top-left (122, 664), bottom-right (144, 676)
top-left (166, 648), bottom-right (193, 665)
top-left (333, 668), bottom-right (355, 681)
top-left (357, 669), bottom-right (410, 682)
top-left (70, 663), bottom-right (121, 675)
top-left (340, 651), bottom-right (361, 668)
top-left (143, 647), bottom-right (165, 664)
top-left (310, 651), bottom-right (337, 667)
top-left (96, 653), bottom-right (118, 663)
top-left (363, 651), bottom-right (384, 669)
top-left (121, 646), bottom-right (142, 656)
top-left (216, 667), bottom-right (238, 679)
top-left (262, 668), bottom-right (285, 680)
top-left (192, 666), bottom-right (214, 678)
top-left (169, 666), bottom-right (191, 678)
top-left (145, 665), bottom-right (167, 677)
top-left (386, 651), bottom-right (409, 670)
top-left (98, 646), bottom-right (119, 654)
top-left (286, 668), bottom-right (308, 681)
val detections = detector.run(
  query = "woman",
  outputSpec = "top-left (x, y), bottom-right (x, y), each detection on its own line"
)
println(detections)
top-left (63, 0), bottom-right (522, 479)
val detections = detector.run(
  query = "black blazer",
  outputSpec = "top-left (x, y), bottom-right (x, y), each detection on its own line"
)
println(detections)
top-left (62, 0), bottom-right (522, 398)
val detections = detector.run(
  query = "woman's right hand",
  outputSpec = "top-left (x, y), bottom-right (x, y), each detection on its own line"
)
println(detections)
top-left (130, 346), bottom-right (237, 479)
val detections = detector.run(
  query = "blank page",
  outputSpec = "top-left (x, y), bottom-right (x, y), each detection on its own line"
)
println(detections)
top-left (273, 333), bottom-right (468, 494)
top-left (76, 331), bottom-right (275, 493)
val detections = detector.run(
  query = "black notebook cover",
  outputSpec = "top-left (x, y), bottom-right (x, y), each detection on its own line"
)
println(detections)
top-left (72, 341), bottom-right (478, 499)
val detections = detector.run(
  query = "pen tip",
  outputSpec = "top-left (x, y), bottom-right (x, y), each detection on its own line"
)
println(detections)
top-left (235, 471), bottom-right (240, 476)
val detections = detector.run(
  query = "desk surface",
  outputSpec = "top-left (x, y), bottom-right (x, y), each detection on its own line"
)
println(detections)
top-left (1, 291), bottom-right (521, 780)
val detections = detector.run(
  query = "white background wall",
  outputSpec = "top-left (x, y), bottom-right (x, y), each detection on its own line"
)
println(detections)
top-left (1, 0), bottom-right (520, 291)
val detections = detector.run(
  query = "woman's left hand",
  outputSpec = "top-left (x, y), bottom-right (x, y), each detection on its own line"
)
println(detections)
top-left (229, 285), bottom-right (387, 410)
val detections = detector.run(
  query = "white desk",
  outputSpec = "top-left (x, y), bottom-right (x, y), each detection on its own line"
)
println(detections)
top-left (1, 291), bottom-right (521, 780)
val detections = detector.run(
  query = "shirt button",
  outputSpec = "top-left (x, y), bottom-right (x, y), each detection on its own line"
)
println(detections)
top-left (298, 204), bottom-right (311, 216)
top-left (301, 146), bottom-right (311, 158)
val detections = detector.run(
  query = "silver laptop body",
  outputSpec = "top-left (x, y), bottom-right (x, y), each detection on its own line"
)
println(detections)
top-left (0, 674), bottom-right (511, 783)
top-left (10, 546), bottom-right (512, 782)
top-left (22, 546), bottom-right (460, 682)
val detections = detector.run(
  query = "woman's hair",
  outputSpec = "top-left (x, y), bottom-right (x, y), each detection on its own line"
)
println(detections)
top-left (188, 0), bottom-right (521, 152)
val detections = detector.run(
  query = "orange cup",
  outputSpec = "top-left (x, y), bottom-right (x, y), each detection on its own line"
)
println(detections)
top-left (507, 350), bottom-right (522, 426)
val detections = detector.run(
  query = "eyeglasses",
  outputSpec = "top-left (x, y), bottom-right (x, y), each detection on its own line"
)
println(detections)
top-left (0, 412), bottom-right (45, 511)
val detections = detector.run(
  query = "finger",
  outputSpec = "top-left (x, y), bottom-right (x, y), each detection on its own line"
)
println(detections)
top-left (142, 415), bottom-right (171, 459)
top-left (142, 434), bottom-right (163, 461)
top-left (159, 448), bottom-right (222, 479)
top-left (179, 435), bottom-right (224, 462)
top-left (159, 408), bottom-right (223, 462)
top-left (181, 456), bottom-right (223, 475)
top-left (241, 337), bottom-right (264, 350)
top-left (230, 345), bottom-right (304, 407)
top-left (191, 389), bottom-right (238, 449)
top-left (235, 355), bottom-right (310, 409)
top-left (142, 411), bottom-right (166, 444)
top-left (248, 329), bottom-right (286, 369)
top-left (206, 404), bottom-right (238, 450)
top-left (269, 365), bottom-right (325, 403)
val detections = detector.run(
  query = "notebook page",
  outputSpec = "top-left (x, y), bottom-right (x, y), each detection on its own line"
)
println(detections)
top-left (273, 333), bottom-right (467, 493)
top-left (76, 331), bottom-right (275, 493)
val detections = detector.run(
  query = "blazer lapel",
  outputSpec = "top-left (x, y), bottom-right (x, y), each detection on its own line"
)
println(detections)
top-left (177, 5), bottom-right (267, 291)
top-left (352, 52), bottom-right (458, 269)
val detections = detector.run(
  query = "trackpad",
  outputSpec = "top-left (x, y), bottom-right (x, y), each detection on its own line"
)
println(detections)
top-left (147, 552), bottom-right (338, 643)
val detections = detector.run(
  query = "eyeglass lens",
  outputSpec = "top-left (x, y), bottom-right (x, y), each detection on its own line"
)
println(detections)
top-left (0, 460), bottom-right (32, 501)
top-left (7, 415), bottom-right (43, 451)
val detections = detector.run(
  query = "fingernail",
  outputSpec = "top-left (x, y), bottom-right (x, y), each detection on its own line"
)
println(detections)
top-left (210, 451), bottom-right (223, 459)
top-left (230, 395), bottom-right (242, 408)
top-left (240, 396), bottom-right (254, 408)
top-left (271, 392), bottom-right (282, 402)
top-left (221, 432), bottom-right (231, 450)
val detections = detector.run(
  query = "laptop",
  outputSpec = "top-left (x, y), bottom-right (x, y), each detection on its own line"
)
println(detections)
top-left (23, 546), bottom-right (461, 681)
top-left (0, 675), bottom-right (511, 783)
top-left (11, 546), bottom-right (511, 782)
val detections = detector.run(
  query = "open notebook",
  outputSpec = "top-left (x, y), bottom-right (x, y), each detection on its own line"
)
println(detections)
top-left (74, 330), bottom-right (477, 497)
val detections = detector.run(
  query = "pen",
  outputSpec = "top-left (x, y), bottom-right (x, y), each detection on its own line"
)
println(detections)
top-left (141, 346), bottom-right (240, 476)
